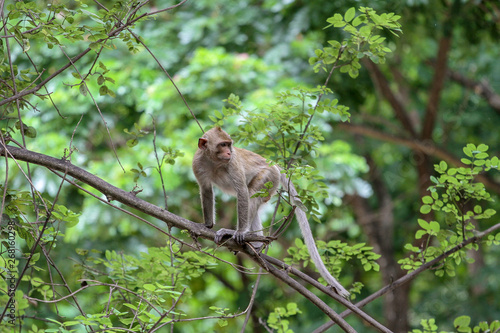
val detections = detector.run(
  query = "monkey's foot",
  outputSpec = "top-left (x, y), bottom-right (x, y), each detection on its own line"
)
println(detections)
top-left (232, 230), bottom-right (246, 244)
top-left (214, 229), bottom-right (265, 252)
top-left (214, 228), bottom-right (235, 244)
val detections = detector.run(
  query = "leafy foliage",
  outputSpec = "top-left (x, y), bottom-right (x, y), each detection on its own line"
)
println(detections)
top-left (310, 6), bottom-right (402, 77)
top-left (286, 238), bottom-right (380, 297)
top-left (267, 303), bottom-right (302, 333)
top-left (63, 244), bottom-right (218, 331)
top-left (399, 144), bottom-right (499, 276)
top-left (411, 316), bottom-right (500, 333)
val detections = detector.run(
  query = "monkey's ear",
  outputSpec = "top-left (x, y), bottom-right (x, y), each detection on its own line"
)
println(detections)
top-left (198, 138), bottom-right (208, 149)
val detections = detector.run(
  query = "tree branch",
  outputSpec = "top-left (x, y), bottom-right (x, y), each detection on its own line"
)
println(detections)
top-left (0, 144), bottom-right (209, 238)
top-left (448, 69), bottom-right (500, 113)
top-left (337, 123), bottom-right (500, 195)
top-left (261, 254), bottom-right (393, 333)
top-left (255, 255), bottom-right (357, 333)
top-left (421, 36), bottom-right (452, 139)
top-left (362, 59), bottom-right (418, 138)
top-left (313, 222), bottom-right (500, 333)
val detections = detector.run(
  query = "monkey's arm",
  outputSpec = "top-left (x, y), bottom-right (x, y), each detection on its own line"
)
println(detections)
top-left (200, 185), bottom-right (215, 228)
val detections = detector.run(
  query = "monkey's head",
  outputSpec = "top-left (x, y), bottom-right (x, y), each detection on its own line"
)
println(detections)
top-left (198, 127), bottom-right (234, 163)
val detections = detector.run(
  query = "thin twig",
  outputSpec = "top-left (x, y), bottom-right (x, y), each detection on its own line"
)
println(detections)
top-left (149, 287), bottom-right (187, 332)
top-left (151, 116), bottom-right (169, 210)
top-left (290, 46), bottom-right (346, 164)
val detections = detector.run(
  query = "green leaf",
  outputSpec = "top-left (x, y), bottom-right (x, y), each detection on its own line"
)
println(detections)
top-left (123, 303), bottom-right (137, 310)
top-left (430, 176), bottom-right (439, 184)
top-left (127, 139), bottom-right (138, 147)
top-left (352, 14), bottom-right (366, 27)
top-left (422, 196), bottom-right (433, 204)
top-left (76, 248), bottom-right (88, 256)
top-left (417, 219), bottom-right (429, 229)
top-left (143, 284), bottom-right (156, 291)
top-left (31, 277), bottom-right (44, 287)
top-left (415, 230), bottom-right (426, 239)
top-left (334, 20), bottom-right (346, 28)
top-left (454, 315), bottom-right (471, 329)
top-left (475, 152), bottom-right (488, 159)
top-left (429, 221), bottom-right (440, 233)
top-left (420, 205), bottom-right (431, 214)
top-left (344, 7), bottom-right (356, 22)
top-left (31, 252), bottom-right (40, 262)
top-left (359, 25), bottom-right (371, 37)
top-left (79, 84), bottom-right (88, 96)
top-left (99, 85), bottom-right (108, 96)
top-left (477, 144), bottom-right (488, 152)
top-left (295, 238), bottom-right (304, 247)
top-left (447, 168), bottom-right (457, 175)
top-left (25, 126), bottom-right (37, 138)
top-left (286, 302), bottom-right (301, 315)
top-left (484, 209), bottom-right (496, 217)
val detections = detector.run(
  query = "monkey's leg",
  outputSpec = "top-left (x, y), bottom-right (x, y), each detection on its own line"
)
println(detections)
top-left (248, 214), bottom-right (264, 249)
top-left (232, 196), bottom-right (265, 247)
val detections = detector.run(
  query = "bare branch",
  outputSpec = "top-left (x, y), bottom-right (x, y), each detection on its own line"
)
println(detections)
top-left (362, 59), bottom-right (418, 138)
top-left (448, 69), bottom-right (500, 112)
top-left (337, 122), bottom-right (500, 195)
top-left (421, 37), bottom-right (452, 139)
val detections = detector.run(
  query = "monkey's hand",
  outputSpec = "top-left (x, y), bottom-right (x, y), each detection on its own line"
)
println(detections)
top-left (214, 228), bottom-right (235, 244)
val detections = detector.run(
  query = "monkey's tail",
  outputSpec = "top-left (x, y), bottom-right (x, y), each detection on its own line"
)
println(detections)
top-left (295, 208), bottom-right (351, 298)
top-left (280, 173), bottom-right (350, 299)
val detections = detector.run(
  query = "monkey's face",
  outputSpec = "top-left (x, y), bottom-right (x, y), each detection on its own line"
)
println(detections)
top-left (197, 127), bottom-right (234, 164)
top-left (215, 141), bottom-right (233, 162)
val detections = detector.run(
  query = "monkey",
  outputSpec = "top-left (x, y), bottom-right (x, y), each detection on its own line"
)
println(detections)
top-left (192, 127), bottom-right (350, 298)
